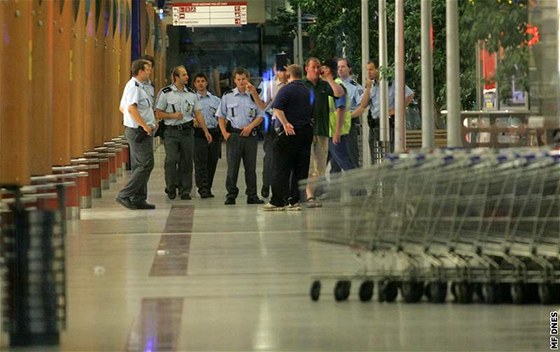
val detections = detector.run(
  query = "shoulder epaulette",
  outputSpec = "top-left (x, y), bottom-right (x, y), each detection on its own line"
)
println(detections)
top-left (187, 87), bottom-right (195, 94)
top-left (134, 82), bottom-right (140, 87)
top-left (161, 86), bottom-right (172, 94)
top-left (223, 89), bottom-right (233, 96)
top-left (350, 80), bottom-right (358, 86)
top-left (151, 82), bottom-right (155, 88)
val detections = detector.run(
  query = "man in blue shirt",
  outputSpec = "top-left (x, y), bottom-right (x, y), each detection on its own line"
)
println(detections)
top-left (155, 66), bottom-right (212, 200)
top-left (262, 64), bottom-right (314, 211)
top-left (116, 59), bottom-right (157, 210)
top-left (193, 73), bottom-right (222, 198)
top-left (217, 67), bottom-right (265, 205)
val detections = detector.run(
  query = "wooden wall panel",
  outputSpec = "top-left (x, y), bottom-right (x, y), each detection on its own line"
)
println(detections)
top-left (0, 1), bottom-right (31, 185)
top-left (29, 0), bottom-right (53, 176)
top-left (93, 0), bottom-right (105, 147)
top-left (70, 0), bottom-right (86, 158)
top-left (83, 0), bottom-right (96, 151)
top-left (51, 0), bottom-right (72, 166)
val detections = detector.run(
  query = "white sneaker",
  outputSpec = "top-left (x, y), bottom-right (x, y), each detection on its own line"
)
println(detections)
top-left (261, 202), bottom-right (286, 211)
top-left (286, 203), bottom-right (302, 211)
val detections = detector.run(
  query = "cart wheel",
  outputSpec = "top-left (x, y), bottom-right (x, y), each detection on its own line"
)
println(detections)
top-left (334, 280), bottom-right (351, 301)
top-left (538, 283), bottom-right (553, 305)
top-left (511, 282), bottom-right (525, 304)
top-left (358, 280), bottom-right (374, 302)
top-left (378, 279), bottom-right (399, 303)
top-left (481, 282), bottom-right (501, 304)
top-left (401, 280), bottom-right (424, 303)
top-left (310, 280), bottom-right (321, 301)
top-left (455, 281), bottom-right (473, 304)
top-left (429, 281), bottom-right (448, 303)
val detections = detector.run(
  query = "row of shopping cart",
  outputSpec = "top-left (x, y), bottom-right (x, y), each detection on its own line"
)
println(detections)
top-left (306, 148), bottom-right (560, 304)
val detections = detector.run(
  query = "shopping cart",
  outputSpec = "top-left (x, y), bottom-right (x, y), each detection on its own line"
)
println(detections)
top-left (306, 149), bottom-right (560, 304)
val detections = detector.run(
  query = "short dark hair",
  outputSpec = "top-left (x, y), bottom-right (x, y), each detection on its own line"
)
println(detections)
top-left (193, 73), bottom-right (208, 82)
top-left (338, 57), bottom-right (352, 69)
top-left (321, 58), bottom-right (338, 77)
top-left (233, 67), bottom-right (250, 78)
top-left (131, 59), bottom-right (149, 76)
top-left (367, 59), bottom-right (379, 68)
top-left (141, 54), bottom-right (154, 66)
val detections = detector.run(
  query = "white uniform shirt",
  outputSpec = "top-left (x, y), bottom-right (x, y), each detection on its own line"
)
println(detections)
top-left (121, 77), bottom-right (156, 128)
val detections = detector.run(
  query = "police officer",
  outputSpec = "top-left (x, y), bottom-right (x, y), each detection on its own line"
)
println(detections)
top-left (141, 55), bottom-right (156, 104)
top-left (337, 58), bottom-right (364, 168)
top-left (217, 67), bottom-right (265, 205)
top-left (116, 59), bottom-right (157, 210)
top-left (155, 66), bottom-right (212, 200)
top-left (192, 73), bottom-right (222, 198)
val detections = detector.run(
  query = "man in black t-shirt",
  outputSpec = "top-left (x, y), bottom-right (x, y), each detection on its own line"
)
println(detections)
top-left (262, 64), bottom-right (314, 211)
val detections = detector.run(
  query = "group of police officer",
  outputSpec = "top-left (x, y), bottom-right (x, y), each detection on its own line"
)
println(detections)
top-left (115, 55), bottom-right (413, 210)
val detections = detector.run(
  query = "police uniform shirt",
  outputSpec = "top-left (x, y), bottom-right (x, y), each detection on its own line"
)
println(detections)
top-left (122, 77), bottom-right (156, 128)
top-left (143, 79), bottom-right (155, 105)
top-left (360, 82), bottom-right (413, 120)
top-left (155, 84), bottom-right (201, 126)
top-left (216, 88), bottom-right (264, 129)
top-left (341, 77), bottom-right (364, 112)
top-left (259, 78), bottom-right (286, 114)
top-left (196, 91), bottom-right (221, 129)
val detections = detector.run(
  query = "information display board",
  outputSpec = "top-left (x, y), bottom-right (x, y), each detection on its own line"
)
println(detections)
top-left (172, 2), bottom-right (248, 27)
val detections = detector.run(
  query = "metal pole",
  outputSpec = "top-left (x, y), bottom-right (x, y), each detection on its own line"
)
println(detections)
top-left (421, 0), bottom-right (435, 149)
top-left (446, 0), bottom-right (462, 147)
top-left (379, 0), bottom-right (389, 147)
top-left (361, 0), bottom-right (371, 166)
top-left (394, 0), bottom-right (405, 153)
top-left (297, 5), bottom-right (303, 65)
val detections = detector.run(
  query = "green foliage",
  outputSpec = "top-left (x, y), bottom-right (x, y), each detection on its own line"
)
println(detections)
top-left (274, 0), bottom-right (528, 111)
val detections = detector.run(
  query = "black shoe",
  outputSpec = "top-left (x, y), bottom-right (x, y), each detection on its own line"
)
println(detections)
top-left (200, 192), bottom-right (212, 199)
top-left (134, 200), bottom-right (156, 209)
top-left (261, 186), bottom-right (270, 198)
top-left (166, 188), bottom-right (177, 200)
top-left (247, 197), bottom-right (265, 205)
top-left (116, 196), bottom-right (137, 210)
top-left (224, 198), bottom-right (236, 205)
top-left (181, 194), bottom-right (192, 200)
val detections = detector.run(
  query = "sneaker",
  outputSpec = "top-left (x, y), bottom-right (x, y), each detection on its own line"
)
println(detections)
top-left (286, 203), bottom-right (302, 211)
top-left (181, 194), bottom-right (192, 200)
top-left (247, 197), bottom-right (265, 205)
top-left (134, 200), bottom-right (156, 210)
top-left (116, 196), bottom-right (137, 210)
top-left (305, 197), bottom-right (322, 208)
top-left (261, 202), bottom-right (286, 211)
top-left (224, 198), bottom-right (236, 205)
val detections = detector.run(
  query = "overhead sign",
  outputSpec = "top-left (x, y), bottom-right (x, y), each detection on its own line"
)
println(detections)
top-left (172, 2), bottom-right (248, 27)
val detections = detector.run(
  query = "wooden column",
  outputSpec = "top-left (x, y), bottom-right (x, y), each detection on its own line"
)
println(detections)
top-left (51, 0), bottom-right (72, 166)
top-left (30, 0), bottom-right (54, 176)
top-left (0, 1), bottom-right (31, 185)
top-left (70, 0), bottom-right (86, 158)
top-left (83, 0), bottom-right (96, 151)
top-left (92, 1), bottom-right (105, 147)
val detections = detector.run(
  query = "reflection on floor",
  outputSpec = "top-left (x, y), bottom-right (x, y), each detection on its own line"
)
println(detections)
top-left (0, 143), bottom-right (554, 351)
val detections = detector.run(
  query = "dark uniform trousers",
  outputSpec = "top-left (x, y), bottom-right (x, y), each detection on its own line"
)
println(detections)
top-left (225, 131), bottom-right (259, 200)
top-left (270, 124), bottom-right (313, 207)
top-left (261, 114), bottom-right (276, 194)
top-left (346, 119), bottom-right (361, 167)
top-left (119, 127), bottom-right (154, 202)
top-left (164, 126), bottom-right (194, 197)
top-left (194, 128), bottom-right (221, 196)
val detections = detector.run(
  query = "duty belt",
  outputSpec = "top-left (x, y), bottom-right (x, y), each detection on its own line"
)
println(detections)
top-left (167, 121), bottom-right (193, 130)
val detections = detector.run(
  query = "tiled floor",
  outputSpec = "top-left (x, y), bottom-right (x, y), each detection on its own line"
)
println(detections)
top-left (0, 143), bottom-right (555, 351)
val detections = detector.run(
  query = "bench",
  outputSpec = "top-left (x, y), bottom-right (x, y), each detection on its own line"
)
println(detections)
top-left (405, 129), bottom-right (447, 149)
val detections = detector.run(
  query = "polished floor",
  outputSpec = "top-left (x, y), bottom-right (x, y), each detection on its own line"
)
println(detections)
top-left (0, 142), bottom-right (555, 351)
